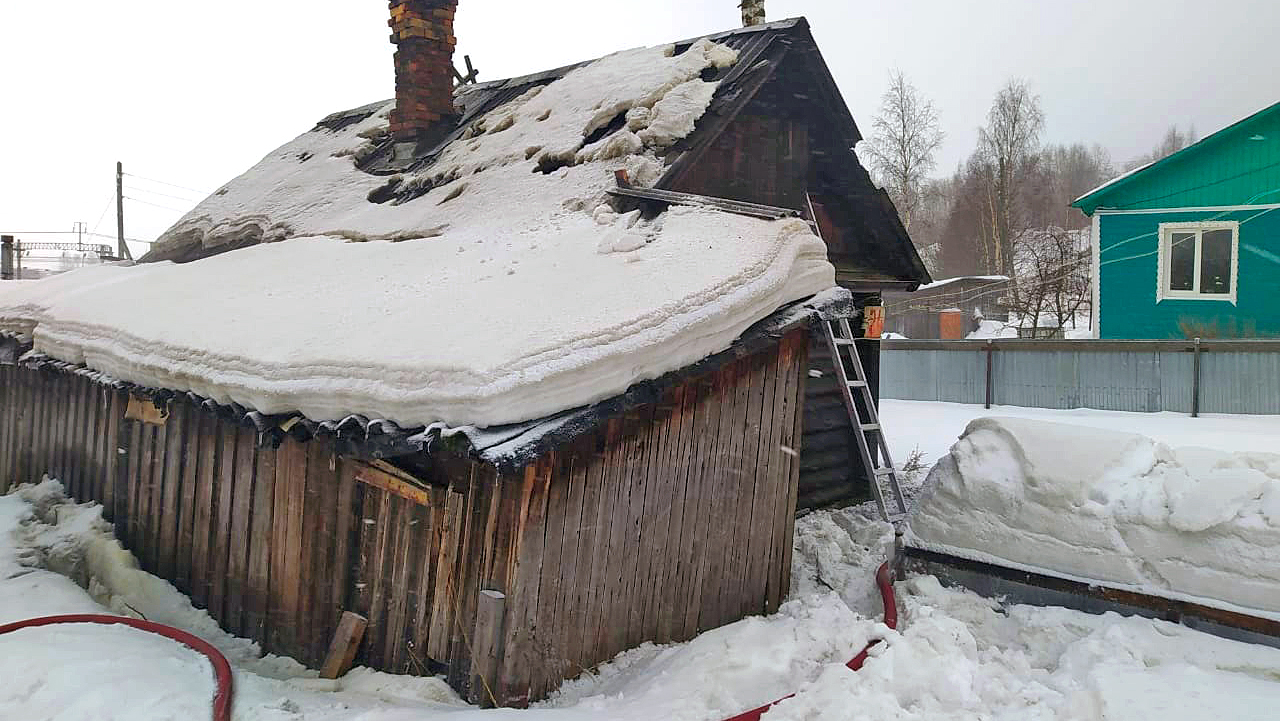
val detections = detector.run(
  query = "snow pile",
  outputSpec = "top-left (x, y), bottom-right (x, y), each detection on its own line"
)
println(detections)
top-left (790, 505), bottom-right (896, 617)
top-left (0, 38), bottom-right (834, 429)
top-left (907, 417), bottom-right (1280, 618)
top-left (7, 480), bottom-right (1280, 719)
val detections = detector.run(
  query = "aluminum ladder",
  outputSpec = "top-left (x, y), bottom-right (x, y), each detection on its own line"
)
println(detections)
top-left (821, 318), bottom-right (908, 522)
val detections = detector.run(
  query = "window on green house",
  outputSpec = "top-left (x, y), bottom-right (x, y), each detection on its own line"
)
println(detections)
top-left (1157, 221), bottom-right (1238, 304)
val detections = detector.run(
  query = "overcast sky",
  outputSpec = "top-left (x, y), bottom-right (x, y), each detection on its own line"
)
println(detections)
top-left (2, 0), bottom-right (1276, 256)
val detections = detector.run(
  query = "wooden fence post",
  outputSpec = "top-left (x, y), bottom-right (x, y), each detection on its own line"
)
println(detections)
top-left (469, 589), bottom-right (506, 707)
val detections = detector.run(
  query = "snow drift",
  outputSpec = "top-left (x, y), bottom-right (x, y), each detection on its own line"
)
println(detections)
top-left (0, 39), bottom-right (834, 428)
top-left (907, 417), bottom-right (1280, 619)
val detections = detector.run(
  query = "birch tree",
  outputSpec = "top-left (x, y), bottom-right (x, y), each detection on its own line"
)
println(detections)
top-left (863, 70), bottom-right (944, 232)
top-left (978, 78), bottom-right (1044, 276)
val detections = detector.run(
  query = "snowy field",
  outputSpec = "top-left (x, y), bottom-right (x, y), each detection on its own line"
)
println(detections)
top-left (881, 399), bottom-right (1280, 472)
top-left (6, 480), bottom-right (1280, 720)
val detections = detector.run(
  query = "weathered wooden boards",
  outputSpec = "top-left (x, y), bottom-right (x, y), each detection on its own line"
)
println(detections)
top-left (0, 326), bottom-right (811, 707)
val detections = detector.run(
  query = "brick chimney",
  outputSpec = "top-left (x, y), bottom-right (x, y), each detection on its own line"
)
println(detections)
top-left (740, 0), bottom-right (765, 27)
top-left (388, 0), bottom-right (459, 140)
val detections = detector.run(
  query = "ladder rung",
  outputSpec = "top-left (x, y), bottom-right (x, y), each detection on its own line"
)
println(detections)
top-left (846, 380), bottom-right (867, 388)
top-left (832, 338), bottom-right (855, 346)
top-left (873, 467), bottom-right (895, 476)
top-left (860, 423), bottom-right (880, 431)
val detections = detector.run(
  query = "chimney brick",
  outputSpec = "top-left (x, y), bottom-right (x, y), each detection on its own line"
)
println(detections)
top-left (389, 0), bottom-right (459, 140)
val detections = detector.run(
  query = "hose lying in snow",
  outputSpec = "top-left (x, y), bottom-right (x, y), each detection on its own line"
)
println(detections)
top-left (0, 614), bottom-right (233, 721)
top-left (723, 561), bottom-right (898, 721)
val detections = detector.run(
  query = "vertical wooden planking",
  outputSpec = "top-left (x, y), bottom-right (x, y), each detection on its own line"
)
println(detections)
top-left (529, 453), bottom-right (571, 699)
top-left (174, 400), bottom-right (200, 595)
top-left (600, 412), bottom-right (645, 660)
top-left (85, 382), bottom-right (105, 505)
top-left (427, 484), bottom-right (465, 662)
top-left (718, 355), bottom-right (767, 626)
top-left (453, 467), bottom-right (495, 692)
top-left (189, 412), bottom-right (218, 610)
top-left (225, 426), bottom-right (257, 636)
top-left (742, 345), bottom-right (781, 618)
top-left (580, 420), bottom-right (621, 665)
top-left (306, 439), bottom-right (340, 666)
top-left (397, 500), bottom-right (430, 675)
top-left (143, 418), bottom-right (167, 573)
top-left (561, 438), bottom-right (600, 672)
top-left (409, 483), bottom-right (444, 674)
top-left (76, 376), bottom-right (93, 499)
top-left (621, 400), bottom-right (665, 650)
top-left (765, 332), bottom-right (803, 611)
top-left (348, 479), bottom-right (377, 649)
top-left (362, 487), bottom-right (394, 669)
top-left (157, 401), bottom-right (187, 581)
top-left (778, 333), bottom-right (808, 602)
top-left (245, 437), bottom-right (277, 646)
top-left (698, 361), bottom-right (741, 631)
top-left (295, 439), bottom-right (324, 667)
top-left (680, 376), bottom-right (723, 638)
top-left (0, 367), bottom-right (14, 492)
top-left (657, 381), bottom-right (701, 643)
top-left (275, 437), bottom-right (309, 660)
top-left (209, 418), bottom-right (238, 625)
top-left (332, 457), bottom-right (361, 653)
top-left (380, 493), bottom-right (411, 672)
top-left (636, 388), bottom-right (683, 644)
top-left (124, 419), bottom-right (144, 553)
top-left (495, 457), bottom-right (552, 707)
top-left (101, 388), bottom-right (122, 524)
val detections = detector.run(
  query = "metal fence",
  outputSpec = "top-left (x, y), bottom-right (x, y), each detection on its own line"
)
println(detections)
top-left (880, 339), bottom-right (1280, 415)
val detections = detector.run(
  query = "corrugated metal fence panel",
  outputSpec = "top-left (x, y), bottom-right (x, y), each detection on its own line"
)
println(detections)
top-left (880, 350), bottom-right (985, 404)
top-left (881, 342), bottom-right (1279, 415)
top-left (1200, 352), bottom-right (1280, 415)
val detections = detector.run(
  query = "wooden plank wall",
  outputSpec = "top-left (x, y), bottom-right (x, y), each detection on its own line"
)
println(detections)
top-left (0, 326), bottom-right (811, 707)
top-left (494, 328), bottom-right (809, 706)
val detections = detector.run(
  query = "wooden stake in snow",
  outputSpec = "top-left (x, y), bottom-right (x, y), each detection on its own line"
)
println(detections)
top-left (320, 611), bottom-right (368, 679)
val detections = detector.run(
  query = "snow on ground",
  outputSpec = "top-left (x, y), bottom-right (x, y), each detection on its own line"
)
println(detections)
top-left (6, 479), bottom-right (1280, 720)
top-left (907, 416), bottom-right (1280, 619)
top-left (880, 399), bottom-right (1280, 474)
top-left (0, 38), bottom-right (834, 429)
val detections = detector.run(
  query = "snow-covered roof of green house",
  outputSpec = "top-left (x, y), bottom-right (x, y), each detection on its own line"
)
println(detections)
top-left (1073, 101), bottom-right (1280, 216)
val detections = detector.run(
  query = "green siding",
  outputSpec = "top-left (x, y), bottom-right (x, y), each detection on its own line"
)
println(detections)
top-left (1076, 103), bottom-right (1280, 214)
top-left (1098, 208), bottom-right (1280, 339)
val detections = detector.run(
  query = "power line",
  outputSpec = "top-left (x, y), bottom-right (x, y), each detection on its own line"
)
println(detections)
top-left (124, 185), bottom-right (204, 203)
top-left (123, 195), bottom-right (193, 213)
top-left (122, 172), bottom-right (212, 196)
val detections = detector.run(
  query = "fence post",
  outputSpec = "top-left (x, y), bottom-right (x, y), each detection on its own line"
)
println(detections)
top-left (1, 235), bottom-right (14, 280)
top-left (1191, 337), bottom-right (1202, 418)
top-left (984, 340), bottom-right (994, 409)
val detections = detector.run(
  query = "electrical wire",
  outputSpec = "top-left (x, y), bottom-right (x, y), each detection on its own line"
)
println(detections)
top-left (123, 196), bottom-right (193, 213)
top-left (124, 185), bottom-right (205, 203)
top-left (122, 172), bottom-right (211, 196)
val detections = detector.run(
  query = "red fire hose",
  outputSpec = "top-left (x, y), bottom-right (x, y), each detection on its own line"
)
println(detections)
top-left (723, 561), bottom-right (898, 721)
top-left (0, 614), bottom-right (233, 721)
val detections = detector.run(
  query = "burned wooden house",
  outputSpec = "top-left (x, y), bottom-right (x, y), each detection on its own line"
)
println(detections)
top-left (0, 9), bottom-right (924, 708)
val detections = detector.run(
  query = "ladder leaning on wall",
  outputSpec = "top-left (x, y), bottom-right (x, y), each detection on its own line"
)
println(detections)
top-left (821, 318), bottom-right (909, 523)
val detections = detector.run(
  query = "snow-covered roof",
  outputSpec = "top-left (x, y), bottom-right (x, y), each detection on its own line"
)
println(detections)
top-left (0, 33), bottom-right (836, 430)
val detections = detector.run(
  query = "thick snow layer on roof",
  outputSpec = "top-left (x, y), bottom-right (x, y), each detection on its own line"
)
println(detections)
top-left (0, 39), bottom-right (834, 428)
top-left (907, 417), bottom-right (1280, 619)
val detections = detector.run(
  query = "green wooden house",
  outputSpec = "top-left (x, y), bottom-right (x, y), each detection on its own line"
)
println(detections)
top-left (1073, 101), bottom-right (1280, 339)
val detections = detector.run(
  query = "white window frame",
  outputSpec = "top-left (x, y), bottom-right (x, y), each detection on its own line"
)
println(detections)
top-left (1156, 220), bottom-right (1239, 304)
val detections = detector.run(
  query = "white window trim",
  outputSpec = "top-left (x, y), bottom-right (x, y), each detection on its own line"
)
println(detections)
top-left (1156, 220), bottom-right (1239, 304)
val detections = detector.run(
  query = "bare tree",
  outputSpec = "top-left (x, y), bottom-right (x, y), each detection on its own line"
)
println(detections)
top-left (1005, 227), bottom-right (1090, 335)
top-left (978, 79), bottom-right (1044, 276)
top-left (862, 70), bottom-right (945, 233)
top-left (1124, 124), bottom-right (1199, 170)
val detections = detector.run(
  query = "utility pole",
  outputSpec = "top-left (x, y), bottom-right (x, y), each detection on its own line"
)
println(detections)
top-left (1, 235), bottom-right (14, 280)
top-left (116, 161), bottom-right (132, 261)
